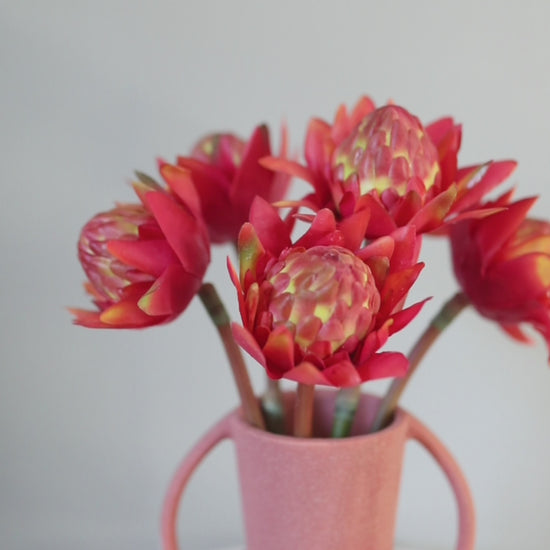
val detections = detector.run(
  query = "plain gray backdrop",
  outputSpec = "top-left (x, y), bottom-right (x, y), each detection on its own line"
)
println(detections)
top-left (2, 1), bottom-right (550, 549)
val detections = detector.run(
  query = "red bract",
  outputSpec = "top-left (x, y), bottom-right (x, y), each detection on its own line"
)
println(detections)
top-left (229, 197), bottom-right (426, 387)
top-left (70, 171), bottom-right (210, 328)
top-left (451, 194), bottom-right (550, 356)
top-left (262, 96), bottom-right (516, 238)
top-left (170, 124), bottom-right (291, 244)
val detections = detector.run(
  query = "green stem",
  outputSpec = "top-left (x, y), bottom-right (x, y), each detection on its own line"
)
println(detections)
top-left (294, 383), bottom-right (315, 437)
top-left (198, 283), bottom-right (265, 430)
top-left (332, 386), bottom-right (361, 437)
top-left (371, 291), bottom-right (470, 433)
top-left (262, 378), bottom-right (286, 434)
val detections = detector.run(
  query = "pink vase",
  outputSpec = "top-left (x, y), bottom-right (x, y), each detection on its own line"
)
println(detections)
top-left (162, 391), bottom-right (475, 550)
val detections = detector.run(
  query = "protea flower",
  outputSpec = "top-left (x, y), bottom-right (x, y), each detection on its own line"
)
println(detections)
top-left (229, 197), bottom-right (426, 387)
top-left (168, 124), bottom-right (291, 244)
top-left (262, 96), bottom-right (516, 238)
top-left (70, 170), bottom-right (210, 328)
top-left (450, 194), bottom-right (550, 355)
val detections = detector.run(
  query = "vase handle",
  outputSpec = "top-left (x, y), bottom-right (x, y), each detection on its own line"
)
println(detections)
top-left (406, 415), bottom-right (475, 550)
top-left (161, 411), bottom-right (234, 550)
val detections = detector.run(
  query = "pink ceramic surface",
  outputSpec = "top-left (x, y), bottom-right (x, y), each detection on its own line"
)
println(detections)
top-left (162, 392), bottom-right (475, 550)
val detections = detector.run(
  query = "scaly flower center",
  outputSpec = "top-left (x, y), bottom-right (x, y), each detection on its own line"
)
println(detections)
top-left (266, 246), bottom-right (381, 357)
top-left (331, 105), bottom-right (441, 199)
top-left (78, 205), bottom-right (156, 303)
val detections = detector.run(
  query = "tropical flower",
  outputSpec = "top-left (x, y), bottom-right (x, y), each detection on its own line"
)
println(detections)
top-left (263, 96), bottom-right (516, 238)
top-left (450, 194), bottom-right (550, 355)
top-left (229, 197), bottom-right (426, 387)
top-left (70, 170), bottom-right (210, 328)
top-left (170, 124), bottom-right (291, 244)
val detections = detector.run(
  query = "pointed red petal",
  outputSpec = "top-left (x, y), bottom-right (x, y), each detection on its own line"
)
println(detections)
top-left (263, 325), bottom-right (296, 374)
top-left (231, 323), bottom-right (267, 368)
top-left (159, 164), bottom-right (203, 219)
top-left (284, 361), bottom-right (331, 385)
top-left (500, 323), bottom-right (534, 344)
top-left (378, 263), bottom-right (424, 318)
top-left (388, 299), bottom-right (429, 334)
top-left (137, 265), bottom-right (200, 316)
top-left (143, 192), bottom-right (210, 278)
top-left (231, 125), bottom-right (273, 207)
top-left (237, 222), bottom-right (266, 282)
top-left (321, 360), bottom-right (362, 387)
top-left (356, 352), bottom-right (408, 381)
top-left (476, 197), bottom-right (537, 268)
top-left (99, 299), bottom-right (163, 327)
top-left (338, 209), bottom-right (370, 250)
top-left (409, 185), bottom-right (457, 233)
top-left (69, 308), bottom-right (106, 328)
top-left (249, 197), bottom-right (291, 257)
top-left (453, 160), bottom-right (517, 213)
top-left (107, 239), bottom-right (178, 277)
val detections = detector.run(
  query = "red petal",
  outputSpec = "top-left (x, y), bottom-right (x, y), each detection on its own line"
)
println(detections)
top-left (159, 164), bottom-right (203, 219)
top-left (237, 222), bottom-right (266, 282)
top-left (378, 263), bottom-right (424, 318)
top-left (99, 300), bottom-right (162, 327)
top-left (500, 323), bottom-right (534, 344)
top-left (283, 361), bottom-right (330, 385)
top-left (338, 209), bottom-right (370, 250)
top-left (143, 192), bottom-right (210, 278)
top-left (231, 125), bottom-right (273, 208)
top-left (137, 265), bottom-right (200, 316)
top-left (295, 209), bottom-right (340, 248)
top-left (263, 325), bottom-right (296, 373)
top-left (107, 239), bottom-right (178, 277)
top-left (453, 160), bottom-right (517, 213)
top-left (321, 360), bottom-right (362, 387)
top-left (249, 197), bottom-right (291, 257)
top-left (358, 236), bottom-right (394, 261)
top-left (356, 352), bottom-right (408, 381)
top-left (388, 299), bottom-right (429, 334)
top-left (409, 185), bottom-right (457, 233)
top-left (476, 197), bottom-right (537, 268)
top-left (231, 323), bottom-right (267, 368)
top-left (425, 117), bottom-right (455, 145)
top-left (69, 308), bottom-right (106, 328)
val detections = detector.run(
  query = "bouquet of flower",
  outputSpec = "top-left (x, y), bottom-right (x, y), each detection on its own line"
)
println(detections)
top-left (70, 96), bottom-right (550, 440)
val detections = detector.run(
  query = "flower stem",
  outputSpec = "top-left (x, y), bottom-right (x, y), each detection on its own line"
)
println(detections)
top-left (371, 291), bottom-right (470, 433)
top-left (198, 283), bottom-right (265, 430)
top-left (262, 378), bottom-right (286, 434)
top-left (332, 386), bottom-right (361, 438)
top-left (294, 383), bottom-right (315, 437)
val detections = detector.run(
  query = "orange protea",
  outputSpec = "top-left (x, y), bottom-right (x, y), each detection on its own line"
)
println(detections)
top-left (451, 193), bottom-right (550, 356)
top-left (167, 124), bottom-right (291, 244)
top-left (263, 96), bottom-right (516, 238)
top-left (229, 197), bottom-right (426, 387)
top-left (70, 170), bottom-right (210, 328)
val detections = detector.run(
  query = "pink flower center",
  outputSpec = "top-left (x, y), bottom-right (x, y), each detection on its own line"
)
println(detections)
top-left (331, 105), bottom-right (441, 199)
top-left (266, 246), bottom-right (381, 357)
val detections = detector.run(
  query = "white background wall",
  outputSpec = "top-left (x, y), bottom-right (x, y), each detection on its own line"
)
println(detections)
top-left (2, 1), bottom-right (550, 549)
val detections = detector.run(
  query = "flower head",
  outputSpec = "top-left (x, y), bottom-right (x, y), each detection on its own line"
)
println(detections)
top-left (262, 96), bottom-right (516, 238)
top-left (70, 170), bottom-right (210, 328)
top-left (451, 194), bottom-right (550, 356)
top-left (170, 124), bottom-right (291, 244)
top-left (229, 197), bottom-right (426, 387)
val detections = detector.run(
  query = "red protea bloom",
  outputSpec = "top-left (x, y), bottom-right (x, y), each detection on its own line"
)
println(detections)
top-left (451, 194), bottom-right (550, 355)
top-left (229, 197), bottom-right (426, 387)
top-left (169, 124), bottom-right (291, 244)
top-left (71, 171), bottom-right (210, 328)
top-left (263, 97), bottom-right (516, 238)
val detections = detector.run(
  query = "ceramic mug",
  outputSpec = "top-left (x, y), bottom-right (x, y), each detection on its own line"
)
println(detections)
top-left (162, 391), bottom-right (475, 550)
